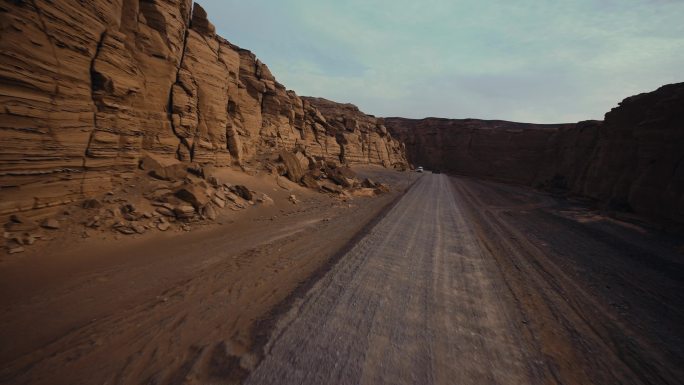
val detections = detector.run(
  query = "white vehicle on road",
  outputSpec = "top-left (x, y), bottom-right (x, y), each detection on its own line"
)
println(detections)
top-left (416, 166), bottom-right (424, 173)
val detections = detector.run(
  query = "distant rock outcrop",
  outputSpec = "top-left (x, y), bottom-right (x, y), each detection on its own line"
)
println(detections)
top-left (0, 1), bottom-right (407, 215)
top-left (385, 118), bottom-right (580, 185)
top-left (386, 83), bottom-right (684, 224)
top-left (303, 97), bottom-right (407, 168)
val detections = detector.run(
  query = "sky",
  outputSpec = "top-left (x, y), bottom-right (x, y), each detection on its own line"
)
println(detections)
top-left (199, 0), bottom-right (684, 123)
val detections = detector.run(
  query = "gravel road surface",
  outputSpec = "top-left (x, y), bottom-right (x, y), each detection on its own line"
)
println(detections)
top-left (246, 173), bottom-right (684, 385)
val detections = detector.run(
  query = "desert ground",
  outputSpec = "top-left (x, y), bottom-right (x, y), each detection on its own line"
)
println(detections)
top-left (1, 1), bottom-right (682, 384)
top-left (1, 168), bottom-right (682, 385)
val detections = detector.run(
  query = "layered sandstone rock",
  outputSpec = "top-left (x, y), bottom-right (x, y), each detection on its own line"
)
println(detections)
top-left (386, 83), bottom-right (684, 224)
top-left (0, 1), bottom-right (407, 215)
top-left (577, 83), bottom-right (684, 222)
top-left (386, 118), bottom-right (578, 185)
top-left (303, 97), bottom-right (407, 168)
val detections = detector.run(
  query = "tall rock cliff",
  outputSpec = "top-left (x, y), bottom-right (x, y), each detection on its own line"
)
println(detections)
top-left (577, 83), bottom-right (684, 222)
top-left (386, 83), bottom-right (684, 224)
top-left (302, 97), bottom-right (407, 168)
top-left (385, 118), bottom-right (580, 185)
top-left (0, 1), bottom-right (407, 215)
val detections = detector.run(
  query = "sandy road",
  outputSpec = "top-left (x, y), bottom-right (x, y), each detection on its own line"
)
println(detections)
top-left (0, 169), bottom-right (416, 385)
top-left (246, 174), bottom-right (684, 385)
top-left (1, 171), bottom-right (681, 384)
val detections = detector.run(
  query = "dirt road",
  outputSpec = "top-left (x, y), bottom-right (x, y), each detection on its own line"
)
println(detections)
top-left (0, 168), bottom-right (415, 384)
top-left (1, 171), bottom-right (682, 384)
top-left (246, 174), bottom-right (684, 385)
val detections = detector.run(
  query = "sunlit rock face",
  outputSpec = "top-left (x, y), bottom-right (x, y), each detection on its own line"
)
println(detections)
top-left (302, 97), bottom-right (408, 169)
top-left (0, 1), bottom-right (408, 215)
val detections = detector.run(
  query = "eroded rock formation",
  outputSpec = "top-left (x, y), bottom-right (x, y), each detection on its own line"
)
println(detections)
top-left (386, 118), bottom-right (580, 185)
top-left (577, 83), bottom-right (684, 222)
top-left (303, 97), bottom-right (407, 168)
top-left (0, 1), bottom-right (407, 215)
top-left (386, 83), bottom-right (684, 224)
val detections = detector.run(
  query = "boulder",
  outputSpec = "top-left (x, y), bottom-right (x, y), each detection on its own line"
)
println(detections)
top-left (150, 164), bottom-right (189, 182)
top-left (232, 185), bottom-right (253, 201)
top-left (374, 183), bottom-right (390, 193)
top-left (224, 192), bottom-right (240, 203)
top-left (7, 242), bottom-right (25, 254)
top-left (5, 214), bottom-right (38, 232)
top-left (82, 199), bottom-right (102, 209)
top-left (294, 151), bottom-right (310, 170)
top-left (139, 153), bottom-right (165, 172)
top-left (301, 173), bottom-right (320, 189)
top-left (352, 188), bottom-right (377, 197)
top-left (309, 168), bottom-right (323, 179)
top-left (20, 234), bottom-right (37, 245)
top-left (362, 178), bottom-right (377, 188)
top-left (131, 223), bottom-right (146, 234)
top-left (173, 205), bottom-right (196, 220)
top-left (140, 154), bottom-right (190, 182)
top-left (212, 196), bottom-right (226, 208)
top-left (328, 168), bottom-right (353, 188)
top-left (320, 182), bottom-right (343, 194)
top-left (156, 207), bottom-right (176, 217)
top-left (336, 166), bottom-right (356, 179)
top-left (85, 216), bottom-right (102, 228)
top-left (214, 189), bottom-right (226, 201)
top-left (207, 176), bottom-right (221, 187)
top-left (202, 204), bottom-right (218, 220)
top-left (41, 218), bottom-right (60, 230)
top-left (120, 203), bottom-right (136, 214)
top-left (146, 186), bottom-right (173, 201)
top-left (175, 185), bottom-right (211, 209)
top-left (113, 224), bottom-right (136, 235)
top-left (257, 193), bottom-right (274, 206)
top-left (279, 151), bottom-right (305, 182)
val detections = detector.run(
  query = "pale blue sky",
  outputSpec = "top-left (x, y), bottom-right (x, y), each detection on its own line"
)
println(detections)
top-left (199, 0), bottom-right (683, 123)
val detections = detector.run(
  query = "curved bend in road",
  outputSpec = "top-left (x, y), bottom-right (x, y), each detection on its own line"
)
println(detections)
top-left (246, 174), bottom-right (684, 385)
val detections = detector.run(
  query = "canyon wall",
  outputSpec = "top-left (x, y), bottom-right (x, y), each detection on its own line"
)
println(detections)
top-left (302, 98), bottom-right (407, 169)
top-left (385, 118), bottom-right (581, 185)
top-left (577, 83), bottom-right (684, 222)
top-left (386, 83), bottom-right (684, 224)
top-left (0, 0), bottom-right (406, 215)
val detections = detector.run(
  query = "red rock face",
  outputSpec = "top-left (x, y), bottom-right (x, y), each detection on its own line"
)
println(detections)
top-left (386, 83), bottom-right (684, 224)
top-left (578, 83), bottom-right (684, 223)
top-left (0, 1), bottom-right (407, 215)
top-left (303, 98), bottom-right (408, 169)
top-left (385, 118), bottom-right (580, 184)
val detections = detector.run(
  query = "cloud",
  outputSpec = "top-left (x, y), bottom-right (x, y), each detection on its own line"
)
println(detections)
top-left (198, 0), bottom-right (684, 123)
